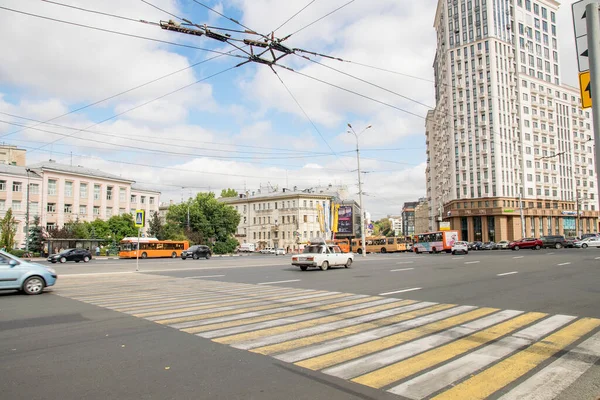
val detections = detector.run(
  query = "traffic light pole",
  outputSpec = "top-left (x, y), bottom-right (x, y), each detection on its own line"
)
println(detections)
top-left (586, 3), bottom-right (600, 215)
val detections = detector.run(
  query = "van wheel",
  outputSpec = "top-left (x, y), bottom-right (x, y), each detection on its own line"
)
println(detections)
top-left (345, 259), bottom-right (352, 268)
top-left (320, 261), bottom-right (329, 271)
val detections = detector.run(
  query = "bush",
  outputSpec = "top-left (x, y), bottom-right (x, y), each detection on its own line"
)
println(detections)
top-left (9, 249), bottom-right (25, 258)
top-left (212, 237), bottom-right (239, 255)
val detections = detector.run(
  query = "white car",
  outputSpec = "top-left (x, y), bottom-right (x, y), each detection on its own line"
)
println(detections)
top-left (575, 237), bottom-right (600, 248)
top-left (275, 248), bottom-right (286, 255)
top-left (260, 247), bottom-right (275, 254)
top-left (496, 240), bottom-right (510, 249)
top-left (292, 240), bottom-right (353, 271)
top-left (451, 241), bottom-right (469, 255)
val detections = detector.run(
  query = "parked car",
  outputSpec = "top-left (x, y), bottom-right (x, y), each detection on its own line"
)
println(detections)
top-left (482, 242), bottom-right (496, 250)
top-left (291, 240), bottom-right (353, 271)
top-left (496, 240), bottom-right (510, 249)
top-left (451, 241), bottom-right (469, 255)
top-left (181, 245), bottom-right (211, 260)
top-left (275, 248), bottom-right (286, 255)
top-left (470, 241), bottom-right (483, 250)
top-left (574, 237), bottom-right (600, 248)
top-left (581, 233), bottom-right (599, 240)
top-left (0, 250), bottom-right (57, 295)
top-left (540, 235), bottom-right (566, 249)
top-left (565, 237), bottom-right (578, 248)
top-left (508, 238), bottom-right (543, 251)
top-left (47, 248), bottom-right (92, 263)
top-left (260, 247), bottom-right (275, 254)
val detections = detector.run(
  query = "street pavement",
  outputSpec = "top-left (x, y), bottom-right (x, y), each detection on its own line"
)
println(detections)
top-left (1, 249), bottom-right (600, 399)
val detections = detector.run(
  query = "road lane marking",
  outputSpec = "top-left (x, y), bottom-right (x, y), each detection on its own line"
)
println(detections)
top-left (452, 257), bottom-right (464, 260)
top-left (184, 275), bottom-right (225, 279)
top-left (547, 252), bottom-right (554, 255)
top-left (465, 261), bottom-right (480, 264)
top-left (388, 314), bottom-right (577, 400)
top-left (379, 288), bottom-right (421, 296)
top-left (557, 262), bottom-right (571, 266)
top-left (497, 271), bottom-right (519, 277)
top-left (354, 311), bottom-right (543, 389)
top-left (253, 303), bottom-right (453, 356)
top-left (258, 279), bottom-right (300, 285)
top-left (431, 318), bottom-right (600, 400)
top-left (390, 268), bottom-right (414, 272)
top-left (294, 306), bottom-right (483, 371)
top-left (513, 256), bottom-right (524, 259)
top-left (324, 308), bottom-right (504, 380)
top-left (210, 298), bottom-right (401, 343)
top-left (497, 331), bottom-right (600, 400)
top-left (595, 257), bottom-right (600, 260)
top-left (396, 261), bottom-right (414, 264)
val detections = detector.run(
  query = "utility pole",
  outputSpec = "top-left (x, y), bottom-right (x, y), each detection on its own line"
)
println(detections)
top-left (25, 168), bottom-right (31, 253)
top-left (587, 3), bottom-right (600, 221)
top-left (519, 191), bottom-right (526, 238)
top-left (348, 123), bottom-right (372, 257)
top-left (577, 190), bottom-right (582, 238)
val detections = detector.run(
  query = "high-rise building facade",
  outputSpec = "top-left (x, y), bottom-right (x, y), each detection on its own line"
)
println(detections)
top-left (427, 0), bottom-right (599, 242)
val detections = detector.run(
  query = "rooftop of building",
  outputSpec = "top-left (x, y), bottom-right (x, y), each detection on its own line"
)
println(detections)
top-left (131, 183), bottom-right (161, 194)
top-left (0, 164), bottom-right (41, 178)
top-left (219, 185), bottom-right (348, 203)
top-left (28, 160), bottom-right (135, 183)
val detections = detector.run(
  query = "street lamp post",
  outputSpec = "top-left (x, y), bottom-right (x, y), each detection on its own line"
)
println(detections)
top-left (348, 123), bottom-right (371, 257)
top-left (25, 168), bottom-right (31, 253)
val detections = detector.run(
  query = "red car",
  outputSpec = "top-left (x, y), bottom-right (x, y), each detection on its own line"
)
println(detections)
top-left (508, 238), bottom-right (543, 250)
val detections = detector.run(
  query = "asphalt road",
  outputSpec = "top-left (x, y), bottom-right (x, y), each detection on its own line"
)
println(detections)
top-left (1, 249), bottom-right (599, 399)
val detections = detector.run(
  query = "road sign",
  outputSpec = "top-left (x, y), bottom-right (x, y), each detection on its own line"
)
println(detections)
top-left (135, 209), bottom-right (145, 228)
top-left (579, 71), bottom-right (592, 108)
top-left (572, 0), bottom-right (598, 72)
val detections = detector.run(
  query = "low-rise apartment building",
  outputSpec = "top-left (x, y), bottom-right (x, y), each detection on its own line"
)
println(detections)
top-left (0, 160), bottom-right (160, 248)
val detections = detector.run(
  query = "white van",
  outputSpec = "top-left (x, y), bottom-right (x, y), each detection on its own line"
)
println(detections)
top-left (238, 243), bottom-right (256, 252)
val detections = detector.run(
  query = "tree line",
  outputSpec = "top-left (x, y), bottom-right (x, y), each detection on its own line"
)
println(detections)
top-left (0, 190), bottom-right (242, 255)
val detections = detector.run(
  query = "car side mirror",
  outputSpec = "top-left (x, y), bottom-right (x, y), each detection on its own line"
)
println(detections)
top-left (9, 260), bottom-right (19, 267)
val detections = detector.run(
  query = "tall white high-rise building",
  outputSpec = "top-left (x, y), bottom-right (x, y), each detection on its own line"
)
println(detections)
top-left (427, 0), bottom-right (599, 242)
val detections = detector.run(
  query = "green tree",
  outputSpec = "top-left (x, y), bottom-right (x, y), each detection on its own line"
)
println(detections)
top-left (220, 188), bottom-right (238, 198)
top-left (27, 215), bottom-right (44, 253)
top-left (212, 237), bottom-right (239, 254)
top-left (373, 219), bottom-right (393, 237)
top-left (107, 214), bottom-right (137, 242)
top-left (89, 219), bottom-right (110, 239)
top-left (0, 208), bottom-right (17, 249)
top-left (147, 211), bottom-right (163, 239)
top-left (167, 193), bottom-right (240, 248)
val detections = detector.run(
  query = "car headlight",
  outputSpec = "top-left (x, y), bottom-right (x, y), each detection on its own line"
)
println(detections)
top-left (45, 267), bottom-right (56, 274)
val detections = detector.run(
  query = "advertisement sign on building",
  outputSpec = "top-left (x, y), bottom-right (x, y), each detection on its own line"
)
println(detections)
top-left (337, 206), bottom-right (353, 234)
top-left (440, 221), bottom-right (451, 231)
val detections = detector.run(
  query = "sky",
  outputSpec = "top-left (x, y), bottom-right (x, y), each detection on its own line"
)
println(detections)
top-left (0, 0), bottom-right (584, 219)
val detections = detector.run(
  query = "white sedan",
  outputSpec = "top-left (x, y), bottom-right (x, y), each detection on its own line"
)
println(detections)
top-left (451, 241), bottom-right (469, 255)
top-left (575, 237), bottom-right (600, 248)
top-left (292, 243), bottom-right (353, 271)
top-left (275, 248), bottom-right (286, 255)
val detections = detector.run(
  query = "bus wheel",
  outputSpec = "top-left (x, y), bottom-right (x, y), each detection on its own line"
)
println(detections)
top-left (141, 252), bottom-right (148, 259)
top-left (357, 248), bottom-right (363, 254)
top-left (171, 252), bottom-right (177, 258)
top-left (381, 247), bottom-right (387, 253)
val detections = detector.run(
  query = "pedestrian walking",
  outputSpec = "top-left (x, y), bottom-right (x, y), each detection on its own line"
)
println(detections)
top-left (95, 246), bottom-right (100, 256)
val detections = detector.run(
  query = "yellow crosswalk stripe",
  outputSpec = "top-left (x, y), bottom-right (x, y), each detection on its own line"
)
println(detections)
top-left (131, 291), bottom-right (324, 317)
top-left (431, 317), bottom-right (600, 400)
top-left (213, 300), bottom-right (416, 345)
top-left (251, 303), bottom-right (455, 356)
top-left (181, 294), bottom-right (364, 334)
top-left (161, 294), bottom-right (373, 326)
top-left (352, 312), bottom-right (546, 388)
top-left (296, 307), bottom-right (497, 371)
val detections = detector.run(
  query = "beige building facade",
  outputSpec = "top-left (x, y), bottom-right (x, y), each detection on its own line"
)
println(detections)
top-left (0, 145), bottom-right (26, 166)
top-left (0, 160), bottom-right (160, 248)
top-left (414, 200), bottom-right (431, 235)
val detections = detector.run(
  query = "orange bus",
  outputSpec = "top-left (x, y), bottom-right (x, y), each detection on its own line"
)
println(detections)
top-left (119, 237), bottom-right (189, 259)
top-left (351, 236), bottom-right (411, 254)
top-left (413, 230), bottom-right (460, 254)
top-left (329, 239), bottom-right (351, 253)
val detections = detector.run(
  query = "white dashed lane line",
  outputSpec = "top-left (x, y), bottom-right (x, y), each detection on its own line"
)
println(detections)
top-left (465, 261), bottom-right (480, 265)
top-left (396, 261), bottom-right (415, 265)
top-left (557, 262), bottom-right (572, 266)
top-left (390, 268), bottom-right (414, 272)
top-left (452, 257), bottom-right (464, 260)
top-left (379, 287), bottom-right (422, 296)
top-left (513, 256), bottom-right (524, 259)
top-left (497, 271), bottom-right (519, 277)
top-left (184, 275), bottom-right (226, 279)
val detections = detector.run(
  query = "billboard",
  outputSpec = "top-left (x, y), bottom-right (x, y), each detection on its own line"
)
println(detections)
top-left (337, 206), bottom-right (353, 234)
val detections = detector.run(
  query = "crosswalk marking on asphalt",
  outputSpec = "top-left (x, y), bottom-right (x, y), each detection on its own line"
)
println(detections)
top-left (55, 273), bottom-right (600, 399)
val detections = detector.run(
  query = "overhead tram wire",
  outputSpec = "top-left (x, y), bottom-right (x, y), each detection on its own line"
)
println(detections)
top-left (280, 0), bottom-right (356, 41)
top-left (268, 66), bottom-right (352, 171)
top-left (189, 0), bottom-right (268, 40)
top-left (25, 62), bottom-right (249, 155)
top-left (272, 0), bottom-right (318, 34)
top-left (0, 7), bottom-right (245, 57)
top-left (0, 111), bottom-right (347, 157)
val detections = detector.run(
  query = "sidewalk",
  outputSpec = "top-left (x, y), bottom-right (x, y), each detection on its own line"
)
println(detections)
top-left (27, 253), bottom-right (250, 263)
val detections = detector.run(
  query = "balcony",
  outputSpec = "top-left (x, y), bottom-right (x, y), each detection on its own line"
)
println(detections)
top-left (531, 87), bottom-right (539, 94)
top-left (477, 64), bottom-right (484, 71)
